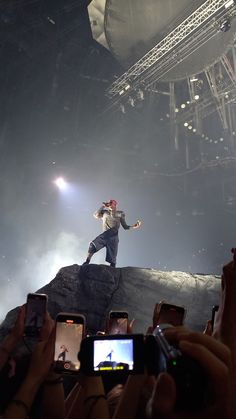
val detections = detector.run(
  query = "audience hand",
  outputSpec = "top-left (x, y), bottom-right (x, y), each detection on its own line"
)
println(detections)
top-left (147, 327), bottom-right (231, 419)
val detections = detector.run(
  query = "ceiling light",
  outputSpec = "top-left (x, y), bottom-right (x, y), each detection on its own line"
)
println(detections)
top-left (54, 177), bottom-right (66, 190)
top-left (194, 94), bottom-right (200, 100)
top-left (181, 103), bottom-right (186, 109)
top-left (190, 76), bottom-right (198, 82)
top-left (225, 0), bottom-right (234, 9)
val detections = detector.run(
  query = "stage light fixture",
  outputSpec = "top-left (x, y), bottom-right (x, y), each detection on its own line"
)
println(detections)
top-left (54, 177), bottom-right (66, 190)
top-left (120, 104), bottom-right (126, 114)
top-left (194, 94), bottom-right (200, 100)
top-left (181, 103), bottom-right (186, 108)
top-left (128, 97), bottom-right (135, 107)
top-left (220, 18), bottom-right (231, 32)
top-left (225, 0), bottom-right (234, 9)
top-left (190, 76), bottom-right (198, 82)
top-left (184, 122), bottom-right (188, 127)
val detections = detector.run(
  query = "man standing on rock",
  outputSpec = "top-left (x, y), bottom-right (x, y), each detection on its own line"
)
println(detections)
top-left (83, 199), bottom-right (141, 268)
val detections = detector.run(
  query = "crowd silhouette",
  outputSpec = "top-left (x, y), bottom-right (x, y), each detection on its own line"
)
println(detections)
top-left (0, 249), bottom-right (235, 419)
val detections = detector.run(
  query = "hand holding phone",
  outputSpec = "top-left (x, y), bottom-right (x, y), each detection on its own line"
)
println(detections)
top-left (153, 302), bottom-right (186, 329)
top-left (108, 311), bottom-right (128, 334)
top-left (24, 293), bottom-right (48, 338)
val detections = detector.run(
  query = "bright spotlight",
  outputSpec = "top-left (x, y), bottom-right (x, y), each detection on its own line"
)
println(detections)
top-left (194, 94), bottom-right (200, 100)
top-left (54, 177), bottom-right (66, 190)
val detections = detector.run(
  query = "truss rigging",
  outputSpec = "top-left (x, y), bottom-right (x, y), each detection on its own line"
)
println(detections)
top-left (106, 0), bottom-right (236, 99)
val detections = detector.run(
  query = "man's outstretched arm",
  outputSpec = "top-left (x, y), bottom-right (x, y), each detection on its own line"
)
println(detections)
top-left (120, 213), bottom-right (142, 230)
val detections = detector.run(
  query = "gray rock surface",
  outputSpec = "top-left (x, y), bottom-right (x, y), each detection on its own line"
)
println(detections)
top-left (0, 264), bottom-right (221, 341)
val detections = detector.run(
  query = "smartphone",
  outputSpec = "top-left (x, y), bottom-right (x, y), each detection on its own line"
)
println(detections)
top-left (108, 311), bottom-right (128, 334)
top-left (153, 303), bottom-right (186, 328)
top-left (211, 305), bottom-right (219, 328)
top-left (80, 334), bottom-right (144, 376)
top-left (24, 293), bottom-right (48, 337)
top-left (54, 312), bottom-right (85, 374)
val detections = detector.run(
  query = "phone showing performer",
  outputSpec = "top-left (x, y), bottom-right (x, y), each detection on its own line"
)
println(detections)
top-left (108, 311), bottom-right (128, 334)
top-left (79, 334), bottom-right (144, 375)
top-left (153, 302), bottom-right (186, 328)
top-left (54, 312), bottom-right (85, 374)
top-left (24, 293), bottom-right (48, 337)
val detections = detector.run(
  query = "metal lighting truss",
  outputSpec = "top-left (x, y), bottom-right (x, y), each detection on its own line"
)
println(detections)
top-left (106, 0), bottom-right (236, 99)
top-left (175, 46), bottom-right (236, 129)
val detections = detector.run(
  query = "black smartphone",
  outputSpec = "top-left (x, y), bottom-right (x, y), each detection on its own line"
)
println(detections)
top-left (80, 334), bottom-right (144, 376)
top-left (54, 312), bottom-right (85, 374)
top-left (108, 311), bottom-right (128, 334)
top-left (211, 305), bottom-right (219, 328)
top-left (24, 293), bottom-right (48, 337)
top-left (153, 303), bottom-right (186, 328)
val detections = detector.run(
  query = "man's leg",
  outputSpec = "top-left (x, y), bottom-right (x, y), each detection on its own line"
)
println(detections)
top-left (106, 234), bottom-right (119, 267)
top-left (83, 242), bottom-right (96, 265)
top-left (83, 231), bottom-right (109, 265)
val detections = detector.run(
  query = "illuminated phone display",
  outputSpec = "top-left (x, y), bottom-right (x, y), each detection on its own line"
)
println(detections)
top-left (54, 318), bottom-right (84, 373)
top-left (93, 338), bottom-right (134, 372)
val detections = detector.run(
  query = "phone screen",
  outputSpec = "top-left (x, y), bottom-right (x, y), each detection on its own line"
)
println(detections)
top-left (157, 304), bottom-right (185, 327)
top-left (25, 293), bottom-right (47, 337)
top-left (109, 312), bottom-right (128, 334)
top-left (54, 317), bottom-right (84, 373)
top-left (93, 338), bottom-right (134, 372)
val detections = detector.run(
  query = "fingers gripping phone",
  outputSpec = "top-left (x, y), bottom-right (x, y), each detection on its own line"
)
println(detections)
top-left (54, 312), bottom-right (85, 374)
top-left (153, 302), bottom-right (186, 328)
top-left (24, 293), bottom-right (48, 337)
top-left (108, 311), bottom-right (128, 334)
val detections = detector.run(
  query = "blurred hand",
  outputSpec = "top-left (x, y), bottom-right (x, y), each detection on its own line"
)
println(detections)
top-left (27, 326), bottom-right (55, 385)
top-left (203, 319), bottom-right (213, 336)
top-left (133, 220), bottom-right (142, 229)
top-left (147, 327), bottom-right (231, 419)
top-left (11, 305), bottom-right (26, 341)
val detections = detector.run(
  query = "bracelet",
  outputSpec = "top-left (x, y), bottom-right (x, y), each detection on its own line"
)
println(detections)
top-left (0, 346), bottom-right (11, 356)
top-left (9, 399), bottom-right (30, 416)
top-left (44, 376), bottom-right (63, 385)
top-left (84, 395), bottom-right (106, 404)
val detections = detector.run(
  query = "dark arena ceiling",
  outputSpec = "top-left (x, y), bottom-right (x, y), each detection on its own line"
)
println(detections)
top-left (1, 0), bottom-right (236, 178)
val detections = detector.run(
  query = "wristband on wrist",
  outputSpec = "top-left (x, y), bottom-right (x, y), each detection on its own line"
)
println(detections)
top-left (44, 376), bottom-right (63, 385)
top-left (9, 399), bottom-right (30, 417)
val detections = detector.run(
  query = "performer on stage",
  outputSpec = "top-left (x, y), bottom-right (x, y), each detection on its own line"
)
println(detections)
top-left (57, 344), bottom-right (69, 362)
top-left (83, 199), bottom-right (141, 267)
